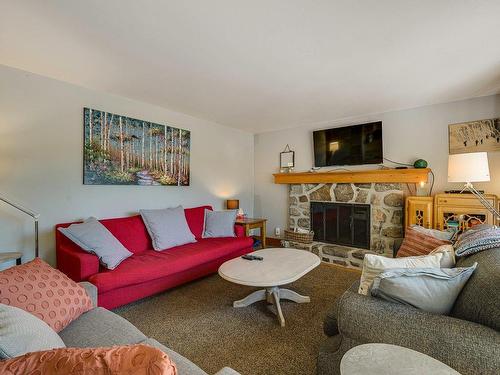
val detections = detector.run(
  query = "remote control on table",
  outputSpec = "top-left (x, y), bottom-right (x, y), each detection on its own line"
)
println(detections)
top-left (241, 254), bottom-right (263, 261)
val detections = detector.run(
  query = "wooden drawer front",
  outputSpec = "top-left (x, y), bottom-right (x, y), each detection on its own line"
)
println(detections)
top-left (436, 197), bottom-right (495, 208)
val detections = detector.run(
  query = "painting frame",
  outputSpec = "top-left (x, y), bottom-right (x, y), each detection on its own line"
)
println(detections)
top-left (449, 118), bottom-right (500, 155)
top-left (83, 108), bottom-right (190, 186)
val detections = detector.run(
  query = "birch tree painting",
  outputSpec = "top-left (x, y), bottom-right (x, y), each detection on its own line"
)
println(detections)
top-left (84, 108), bottom-right (190, 185)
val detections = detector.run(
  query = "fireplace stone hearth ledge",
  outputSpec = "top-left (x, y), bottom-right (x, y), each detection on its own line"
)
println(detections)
top-left (285, 182), bottom-right (407, 269)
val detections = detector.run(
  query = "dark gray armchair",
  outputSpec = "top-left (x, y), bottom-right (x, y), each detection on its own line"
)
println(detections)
top-left (317, 248), bottom-right (500, 375)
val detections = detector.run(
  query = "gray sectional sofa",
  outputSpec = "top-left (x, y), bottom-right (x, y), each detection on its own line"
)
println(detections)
top-left (59, 282), bottom-right (239, 375)
top-left (317, 248), bottom-right (500, 375)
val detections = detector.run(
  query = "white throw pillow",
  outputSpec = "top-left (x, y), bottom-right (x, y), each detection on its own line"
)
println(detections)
top-left (410, 225), bottom-right (454, 241)
top-left (0, 304), bottom-right (65, 359)
top-left (358, 252), bottom-right (443, 295)
top-left (430, 244), bottom-right (456, 268)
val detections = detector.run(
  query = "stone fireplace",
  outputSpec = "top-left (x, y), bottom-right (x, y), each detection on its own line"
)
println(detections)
top-left (311, 201), bottom-right (371, 249)
top-left (287, 182), bottom-right (405, 269)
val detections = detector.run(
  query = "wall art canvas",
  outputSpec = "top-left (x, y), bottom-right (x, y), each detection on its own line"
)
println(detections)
top-left (84, 108), bottom-right (190, 185)
top-left (449, 118), bottom-right (500, 154)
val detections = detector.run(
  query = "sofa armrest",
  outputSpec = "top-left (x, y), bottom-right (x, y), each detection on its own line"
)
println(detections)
top-left (234, 225), bottom-right (245, 238)
top-left (79, 281), bottom-right (98, 307)
top-left (56, 244), bottom-right (99, 282)
top-left (213, 368), bottom-right (241, 375)
top-left (337, 287), bottom-right (500, 374)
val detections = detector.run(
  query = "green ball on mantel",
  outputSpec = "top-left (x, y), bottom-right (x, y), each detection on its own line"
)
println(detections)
top-left (413, 159), bottom-right (428, 168)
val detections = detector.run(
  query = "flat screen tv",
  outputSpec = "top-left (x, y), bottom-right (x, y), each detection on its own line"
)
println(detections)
top-left (313, 121), bottom-right (383, 167)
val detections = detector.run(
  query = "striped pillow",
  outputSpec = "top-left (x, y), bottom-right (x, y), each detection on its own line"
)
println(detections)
top-left (397, 226), bottom-right (451, 257)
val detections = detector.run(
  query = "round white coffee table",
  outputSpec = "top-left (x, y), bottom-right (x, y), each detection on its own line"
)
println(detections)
top-left (218, 248), bottom-right (320, 327)
top-left (340, 344), bottom-right (461, 375)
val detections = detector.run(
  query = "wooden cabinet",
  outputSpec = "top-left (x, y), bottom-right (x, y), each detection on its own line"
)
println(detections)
top-left (434, 193), bottom-right (497, 234)
top-left (405, 196), bottom-right (433, 229)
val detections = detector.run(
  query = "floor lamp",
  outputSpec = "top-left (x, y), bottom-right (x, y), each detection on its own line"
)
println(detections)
top-left (448, 152), bottom-right (500, 220)
top-left (0, 196), bottom-right (40, 258)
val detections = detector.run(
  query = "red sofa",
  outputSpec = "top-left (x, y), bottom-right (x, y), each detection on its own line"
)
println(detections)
top-left (56, 205), bottom-right (254, 309)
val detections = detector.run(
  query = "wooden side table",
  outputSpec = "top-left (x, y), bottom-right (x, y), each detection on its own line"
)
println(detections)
top-left (235, 218), bottom-right (267, 248)
top-left (0, 252), bottom-right (22, 266)
top-left (405, 196), bottom-right (434, 228)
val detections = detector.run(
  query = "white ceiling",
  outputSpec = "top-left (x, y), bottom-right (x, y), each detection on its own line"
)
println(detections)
top-left (1, 1), bottom-right (500, 133)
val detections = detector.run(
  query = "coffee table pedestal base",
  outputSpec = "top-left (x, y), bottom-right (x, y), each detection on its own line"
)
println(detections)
top-left (233, 286), bottom-right (310, 327)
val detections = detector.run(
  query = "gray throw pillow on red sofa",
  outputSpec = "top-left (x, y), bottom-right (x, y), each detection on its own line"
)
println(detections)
top-left (202, 209), bottom-right (237, 238)
top-left (140, 206), bottom-right (196, 250)
top-left (58, 217), bottom-right (132, 269)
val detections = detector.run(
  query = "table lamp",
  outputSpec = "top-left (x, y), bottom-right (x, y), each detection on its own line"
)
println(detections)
top-left (0, 196), bottom-right (40, 258)
top-left (447, 152), bottom-right (500, 219)
top-left (226, 199), bottom-right (239, 210)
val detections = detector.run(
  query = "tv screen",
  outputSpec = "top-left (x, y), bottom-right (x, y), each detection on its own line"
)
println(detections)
top-left (313, 122), bottom-right (383, 167)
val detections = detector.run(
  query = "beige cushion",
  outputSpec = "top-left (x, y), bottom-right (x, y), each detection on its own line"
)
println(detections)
top-left (358, 252), bottom-right (442, 295)
top-left (430, 244), bottom-right (456, 268)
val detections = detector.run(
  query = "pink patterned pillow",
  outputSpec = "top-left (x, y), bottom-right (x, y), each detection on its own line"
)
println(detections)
top-left (0, 258), bottom-right (93, 332)
top-left (0, 344), bottom-right (177, 375)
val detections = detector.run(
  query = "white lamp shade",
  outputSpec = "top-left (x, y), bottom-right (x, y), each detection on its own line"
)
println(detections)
top-left (448, 152), bottom-right (490, 183)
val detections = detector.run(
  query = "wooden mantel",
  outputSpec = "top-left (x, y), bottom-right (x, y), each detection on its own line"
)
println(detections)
top-left (273, 168), bottom-right (431, 184)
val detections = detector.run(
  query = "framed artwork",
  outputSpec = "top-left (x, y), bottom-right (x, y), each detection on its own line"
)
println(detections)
top-left (280, 144), bottom-right (295, 172)
top-left (449, 118), bottom-right (500, 154)
top-left (83, 108), bottom-right (190, 186)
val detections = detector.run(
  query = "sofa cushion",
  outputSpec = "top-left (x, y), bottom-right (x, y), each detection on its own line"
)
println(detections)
top-left (452, 247), bottom-right (500, 331)
top-left (371, 264), bottom-right (477, 315)
top-left (140, 206), bottom-right (197, 250)
top-left (429, 245), bottom-right (456, 268)
top-left (185, 205), bottom-right (213, 239)
top-left (359, 252), bottom-right (443, 295)
top-left (202, 209), bottom-right (237, 238)
top-left (141, 338), bottom-right (208, 375)
top-left (100, 215), bottom-right (152, 254)
top-left (0, 258), bottom-right (93, 332)
top-left (454, 226), bottom-right (500, 257)
top-left (0, 344), bottom-right (177, 375)
top-left (397, 226), bottom-right (451, 257)
top-left (59, 307), bottom-right (146, 347)
top-left (0, 304), bottom-right (65, 359)
top-left (89, 237), bottom-right (254, 293)
top-left (410, 225), bottom-right (454, 241)
top-left (58, 217), bottom-right (133, 269)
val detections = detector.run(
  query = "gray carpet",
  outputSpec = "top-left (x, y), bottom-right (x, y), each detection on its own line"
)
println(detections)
top-left (115, 264), bottom-right (359, 375)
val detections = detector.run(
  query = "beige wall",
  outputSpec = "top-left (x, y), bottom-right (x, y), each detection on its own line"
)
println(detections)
top-left (0, 65), bottom-right (254, 267)
top-left (254, 95), bottom-right (500, 236)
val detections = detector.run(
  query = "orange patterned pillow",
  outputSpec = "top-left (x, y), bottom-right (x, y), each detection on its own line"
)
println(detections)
top-left (0, 258), bottom-right (93, 332)
top-left (0, 344), bottom-right (177, 375)
top-left (397, 226), bottom-right (451, 257)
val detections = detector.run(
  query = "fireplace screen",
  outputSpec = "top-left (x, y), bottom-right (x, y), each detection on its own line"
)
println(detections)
top-left (311, 201), bottom-right (370, 249)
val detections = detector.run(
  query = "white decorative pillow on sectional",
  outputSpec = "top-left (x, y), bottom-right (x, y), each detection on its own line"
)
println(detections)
top-left (358, 252), bottom-right (443, 295)
top-left (430, 244), bottom-right (456, 268)
top-left (410, 225), bottom-right (454, 241)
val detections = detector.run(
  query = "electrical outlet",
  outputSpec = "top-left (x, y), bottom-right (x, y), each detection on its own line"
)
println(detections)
top-left (275, 227), bottom-right (281, 236)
